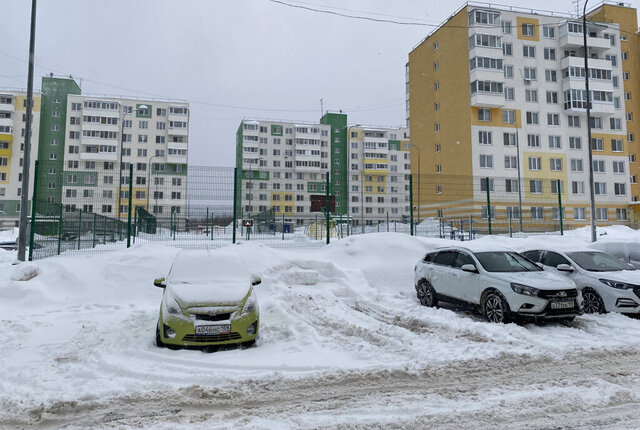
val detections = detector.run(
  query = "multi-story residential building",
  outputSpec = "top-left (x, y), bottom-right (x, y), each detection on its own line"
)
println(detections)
top-left (407, 2), bottom-right (638, 226)
top-left (0, 90), bottom-right (41, 228)
top-left (36, 76), bottom-right (189, 222)
top-left (235, 113), bottom-right (410, 227)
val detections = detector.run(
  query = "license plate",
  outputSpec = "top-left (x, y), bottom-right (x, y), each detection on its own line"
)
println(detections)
top-left (550, 300), bottom-right (574, 310)
top-left (195, 324), bottom-right (231, 335)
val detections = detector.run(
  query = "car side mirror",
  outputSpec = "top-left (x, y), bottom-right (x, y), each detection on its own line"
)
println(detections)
top-left (251, 275), bottom-right (262, 286)
top-left (556, 264), bottom-right (574, 272)
top-left (154, 277), bottom-right (166, 288)
top-left (461, 264), bottom-right (478, 273)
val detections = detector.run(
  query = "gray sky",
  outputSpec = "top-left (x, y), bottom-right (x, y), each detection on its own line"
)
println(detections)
top-left (3, 0), bottom-right (638, 166)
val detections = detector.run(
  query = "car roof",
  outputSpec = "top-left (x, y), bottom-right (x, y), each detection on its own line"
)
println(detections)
top-left (522, 246), bottom-right (599, 254)
top-left (432, 244), bottom-right (514, 254)
top-left (168, 250), bottom-right (250, 283)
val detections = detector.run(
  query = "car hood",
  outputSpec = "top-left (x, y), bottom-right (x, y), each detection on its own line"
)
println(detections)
top-left (167, 281), bottom-right (250, 308)
top-left (591, 270), bottom-right (640, 285)
top-left (494, 271), bottom-right (576, 290)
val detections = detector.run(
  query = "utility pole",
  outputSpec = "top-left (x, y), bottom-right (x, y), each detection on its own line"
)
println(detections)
top-left (17, 0), bottom-right (38, 262)
top-left (583, 0), bottom-right (597, 242)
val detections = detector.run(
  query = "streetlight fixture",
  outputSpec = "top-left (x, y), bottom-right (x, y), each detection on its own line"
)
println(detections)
top-left (582, 0), bottom-right (597, 242)
top-left (117, 104), bottom-right (148, 218)
top-left (410, 143), bottom-right (421, 230)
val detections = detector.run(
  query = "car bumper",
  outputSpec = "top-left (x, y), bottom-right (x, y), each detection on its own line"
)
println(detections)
top-left (607, 288), bottom-right (640, 313)
top-left (508, 293), bottom-right (583, 319)
top-left (159, 314), bottom-right (259, 347)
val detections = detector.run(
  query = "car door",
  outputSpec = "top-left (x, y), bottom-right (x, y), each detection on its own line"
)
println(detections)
top-left (428, 250), bottom-right (456, 298)
top-left (449, 251), bottom-right (480, 303)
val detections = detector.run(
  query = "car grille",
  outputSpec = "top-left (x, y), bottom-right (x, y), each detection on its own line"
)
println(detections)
top-left (182, 332), bottom-right (242, 343)
top-left (195, 313), bottom-right (231, 321)
top-left (538, 289), bottom-right (578, 299)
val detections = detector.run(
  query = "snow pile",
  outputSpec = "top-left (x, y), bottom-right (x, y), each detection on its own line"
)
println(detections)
top-left (10, 262), bottom-right (40, 281)
top-left (1, 229), bottom-right (640, 421)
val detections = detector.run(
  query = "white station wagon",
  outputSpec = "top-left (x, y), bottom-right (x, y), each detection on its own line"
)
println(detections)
top-left (414, 246), bottom-right (583, 323)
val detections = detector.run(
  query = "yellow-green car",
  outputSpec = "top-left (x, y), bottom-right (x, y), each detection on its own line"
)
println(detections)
top-left (154, 250), bottom-right (260, 349)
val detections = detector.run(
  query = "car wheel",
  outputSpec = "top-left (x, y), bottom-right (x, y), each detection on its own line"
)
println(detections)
top-left (483, 292), bottom-right (510, 324)
top-left (242, 339), bottom-right (256, 348)
top-left (417, 280), bottom-right (437, 307)
top-left (582, 289), bottom-right (605, 314)
top-left (155, 324), bottom-right (164, 348)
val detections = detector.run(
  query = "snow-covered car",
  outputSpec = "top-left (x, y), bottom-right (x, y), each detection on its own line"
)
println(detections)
top-left (414, 246), bottom-right (583, 323)
top-left (154, 250), bottom-right (260, 349)
top-left (522, 248), bottom-right (640, 315)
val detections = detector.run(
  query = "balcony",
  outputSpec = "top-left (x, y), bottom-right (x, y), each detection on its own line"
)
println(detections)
top-left (80, 136), bottom-right (118, 146)
top-left (80, 151), bottom-right (118, 161)
top-left (470, 91), bottom-right (505, 108)
top-left (0, 118), bottom-right (13, 129)
top-left (560, 56), bottom-right (612, 71)
top-left (168, 142), bottom-right (188, 151)
top-left (167, 154), bottom-right (187, 164)
top-left (81, 122), bottom-right (119, 133)
top-left (0, 102), bottom-right (15, 113)
top-left (168, 127), bottom-right (188, 137)
top-left (559, 32), bottom-right (611, 52)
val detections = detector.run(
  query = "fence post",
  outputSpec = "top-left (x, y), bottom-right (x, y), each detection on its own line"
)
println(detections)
top-left (315, 213), bottom-right (317, 240)
top-left (247, 213), bottom-right (251, 241)
top-left (508, 210), bottom-right (512, 238)
top-left (325, 172), bottom-right (330, 245)
top-left (211, 216), bottom-right (214, 241)
top-left (557, 179), bottom-right (564, 235)
top-left (28, 160), bottom-right (39, 261)
top-left (282, 213), bottom-right (285, 241)
top-left (485, 177), bottom-right (492, 235)
top-left (127, 164), bottom-right (133, 248)
top-left (386, 212), bottom-right (389, 232)
top-left (409, 173), bottom-right (414, 236)
top-left (206, 207), bottom-right (209, 238)
top-left (57, 203), bottom-right (62, 255)
top-left (232, 167), bottom-right (238, 244)
top-left (469, 215), bottom-right (472, 241)
top-left (77, 209), bottom-right (82, 250)
top-left (103, 214), bottom-right (106, 244)
top-left (92, 212), bottom-right (97, 248)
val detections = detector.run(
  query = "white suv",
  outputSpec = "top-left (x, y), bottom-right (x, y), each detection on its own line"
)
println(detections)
top-left (414, 246), bottom-right (582, 323)
top-left (522, 248), bottom-right (640, 315)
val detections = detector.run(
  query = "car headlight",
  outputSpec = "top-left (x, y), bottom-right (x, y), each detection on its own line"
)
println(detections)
top-left (511, 283), bottom-right (540, 297)
top-left (164, 292), bottom-right (182, 315)
top-left (599, 279), bottom-right (639, 290)
top-left (241, 289), bottom-right (257, 316)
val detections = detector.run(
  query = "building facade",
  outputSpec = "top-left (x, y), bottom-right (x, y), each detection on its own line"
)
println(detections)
top-left (235, 113), bottom-right (410, 227)
top-left (0, 90), bottom-right (41, 228)
top-left (407, 2), bottom-right (639, 226)
top-left (35, 77), bottom-right (189, 223)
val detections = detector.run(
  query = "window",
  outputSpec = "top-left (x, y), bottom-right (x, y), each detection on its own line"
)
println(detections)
top-left (504, 156), bottom-right (518, 169)
top-left (613, 160), bottom-right (625, 173)
top-left (478, 108), bottom-right (491, 121)
top-left (545, 69), bottom-right (557, 82)
top-left (503, 133), bottom-right (516, 146)
top-left (501, 20), bottom-right (512, 33)
top-left (527, 134), bottom-right (540, 147)
top-left (480, 178), bottom-right (494, 192)
top-left (591, 138), bottom-right (603, 151)
top-left (595, 208), bottom-right (608, 221)
top-left (568, 115), bottom-right (580, 127)
top-left (526, 112), bottom-right (539, 125)
top-left (433, 41), bottom-right (438, 50)
top-left (434, 102), bottom-right (440, 111)
top-left (504, 87), bottom-right (515, 100)
top-left (544, 48), bottom-right (557, 61)
top-left (547, 113), bottom-right (560, 126)
top-left (434, 61), bottom-right (439, 70)
top-left (610, 118), bottom-right (622, 130)
top-left (502, 110), bottom-right (515, 124)
top-left (622, 51), bottom-right (628, 60)
top-left (630, 154), bottom-right (636, 163)
top-left (543, 26), bottom-right (555, 38)
top-left (593, 160), bottom-right (605, 173)
top-left (594, 182), bottom-right (607, 195)
top-left (572, 181), bottom-right (584, 195)
top-left (505, 179), bottom-right (518, 193)
top-left (523, 45), bottom-right (535, 58)
top-left (504, 65), bottom-right (514, 78)
top-left (525, 89), bottom-right (538, 102)
top-left (616, 208), bottom-right (628, 221)
top-left (614, 183), bottom-right (626, 196)
top-left (550, 158), bottom-right (562, 171)
top-left (481, 206), bottom-right (496, 219)
top-left (478, 131), bottom-right (492, 145)
top-left (523, 67), bottom-right (537, 81)
top-left (480, 154), bottom-right (493, 168)
top-left (574, 208), bottom-right (586, 220)
top-left (551, 180), bottom-right (563, 195)
top-left (528, 157), bottom-right (541, 170)
top-left (546, 91), bottom-right (558, 104)
top-left (434, 81), bottom-right (439, 91)
top-left (571, 159), bottom-right (583, 172)
top-left (624, 72), bottom-right (630, 80)
top-left (611, 139), bottom-right (623, 152)
top-left (531, 207), bottom-right (544, 220)
top-left (503, 43), bottom-right (512, 56)
top-left (549, 136), bottom-right (561, 149)
top-left (522, 23), bottom-right (534, 37)
top-left (435, 122), bottom-right (440, 131)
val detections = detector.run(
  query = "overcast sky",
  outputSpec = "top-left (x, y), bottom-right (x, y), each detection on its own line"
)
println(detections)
top-left (3, 0), bottom-right (639, 167)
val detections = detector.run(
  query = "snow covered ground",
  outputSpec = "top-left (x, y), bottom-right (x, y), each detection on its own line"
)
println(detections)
top-left (1, 227), bottom-right (640, 428)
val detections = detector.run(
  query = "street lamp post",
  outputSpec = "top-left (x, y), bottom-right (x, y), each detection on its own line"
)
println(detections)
top-left (583, 1), bottom-right (597, 242)
top-left (410, 143), bottom-right (421, 231)
top-left (117, 104), bottom-right (148, 219)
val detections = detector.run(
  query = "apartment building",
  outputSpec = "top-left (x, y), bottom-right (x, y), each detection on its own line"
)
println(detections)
top-left (235, 113), bottom-right (410, 227)
top-left (0, 90), bottom-right (41, 228)
top-left (407, 2), bottom-right (639, 225)
top-left (36, 76), bottom-right (189, 222)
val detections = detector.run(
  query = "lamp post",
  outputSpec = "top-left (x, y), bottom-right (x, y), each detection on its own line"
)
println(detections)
top-left (410, 143), bottom-right (421, 230)
top-left (512, 122), bottom-right (524, 232)
top-left (583, 0), bottom-right (597, 242)
top-left (117, 104), bottom-right (148, 219)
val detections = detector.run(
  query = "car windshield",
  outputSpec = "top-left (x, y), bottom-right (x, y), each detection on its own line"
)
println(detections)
top-left (473, 251), bottom-right (541, 272)
top-left (566, 251), bottom-right (634, 272)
